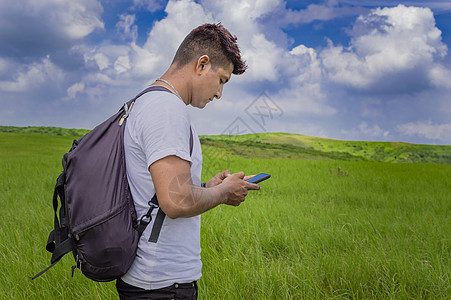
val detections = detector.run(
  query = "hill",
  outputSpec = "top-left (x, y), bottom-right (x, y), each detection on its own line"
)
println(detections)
top-left (1, 126), bottom-right (450, 164)
top-left (0, 126), bottom-right (90, 137)
top-left (201, 132), bottom-right (451, 164)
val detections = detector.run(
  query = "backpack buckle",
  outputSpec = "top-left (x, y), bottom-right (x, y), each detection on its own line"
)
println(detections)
top-left (140, 201), bottom-right (158, 225)
top-left (119, 101), bottom-right (134, 126)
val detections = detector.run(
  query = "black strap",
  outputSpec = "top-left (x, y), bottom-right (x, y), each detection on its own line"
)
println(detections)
top-left (32, 260), bottom-right (60, 280)
top-left (50, 238), bottom-right (74, 264)
top-left (147, 193), bottom-right (164, 243)
top-left (136, 194), bottom-right (158, 236)
top-left (33, 237), bottom-right (74, 279)
top-left (148, 208), bottom-right (166, 243)
top-left (33, 229), bottom-right (74, 280)
top-left (189, 127), bottom-right (193, 156)
top-left (33, 172), bottom-right (71, 280)
top-left (45, 230), bottom-right (55, 253)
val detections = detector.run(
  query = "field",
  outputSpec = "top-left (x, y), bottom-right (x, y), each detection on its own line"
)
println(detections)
top-left (0, 128), bottom-right (450, 299)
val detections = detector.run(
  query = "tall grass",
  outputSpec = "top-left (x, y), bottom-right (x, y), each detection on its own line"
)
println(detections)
top-left (200, 153), bottom-right (450, 299)
top-left (0, 133), bottom-right (449, 299)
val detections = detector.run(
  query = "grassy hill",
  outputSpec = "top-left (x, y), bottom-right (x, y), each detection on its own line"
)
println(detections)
top-left (201, 132), bottom-right (451, 164)
top-left (0, 126), bottom-right (90, 137)
top-left (2, 126), bottom-right (450, 164)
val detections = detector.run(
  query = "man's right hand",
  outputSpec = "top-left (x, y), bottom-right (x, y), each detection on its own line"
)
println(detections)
top-left (221, 172), bottom-right (261, 206)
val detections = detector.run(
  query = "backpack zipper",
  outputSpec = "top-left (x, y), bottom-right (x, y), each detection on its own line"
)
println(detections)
top-left (73, 203), bottom-right (129, 238)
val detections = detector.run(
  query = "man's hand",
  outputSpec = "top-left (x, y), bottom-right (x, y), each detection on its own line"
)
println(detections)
top-left (220, 172), bottom-right (260, 206)
top-left (206, 171), bottom-right (256, 188)
top-left (205, 170), bottom-right (231, 188)
top-left (150, 157), bottom-right (262, 218)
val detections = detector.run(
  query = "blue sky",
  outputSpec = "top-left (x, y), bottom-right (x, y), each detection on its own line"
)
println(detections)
top-left (1, 0), bottom-right (451, 144)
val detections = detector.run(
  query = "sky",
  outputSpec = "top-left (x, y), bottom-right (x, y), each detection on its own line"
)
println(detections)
top-left (1, 0), bottom-right (451, 145)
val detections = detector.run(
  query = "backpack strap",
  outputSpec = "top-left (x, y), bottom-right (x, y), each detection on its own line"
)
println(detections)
top-left (148, 196), bottom-right (165, 243)
top-left (32, 172), bottom-right (74, 280)
top-left (147, 127), bottom-right (194, 243)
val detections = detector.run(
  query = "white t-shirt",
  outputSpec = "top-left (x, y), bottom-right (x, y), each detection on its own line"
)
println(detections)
top-left (121, 88), bottom-right (203, 290)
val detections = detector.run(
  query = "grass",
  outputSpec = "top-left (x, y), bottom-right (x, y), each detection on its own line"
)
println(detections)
top-left (0, 130), bottom-right (449, 299)
top-left (203, 132), bottom-right (451, 164)
top-left (200, 156), bottom-right (450, 299)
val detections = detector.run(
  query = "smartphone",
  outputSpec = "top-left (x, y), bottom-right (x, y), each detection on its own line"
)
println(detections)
top-left (246, 173), bottom-right (271, 184)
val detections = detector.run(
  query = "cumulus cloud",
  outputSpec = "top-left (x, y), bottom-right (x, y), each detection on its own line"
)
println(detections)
top-left (241, 34), bottom-right (282, 82)
top-left (78, 0), bottom-right (214, 88)
top-left (0, 0), bottom-right (103, 59)
top-left (321, 4), bottom-right (448, 93)
top-left (143, 0), bottom-right (213, 56)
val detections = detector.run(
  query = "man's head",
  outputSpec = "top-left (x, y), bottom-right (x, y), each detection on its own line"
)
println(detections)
top-left (172, 23), bottom-right (247, 75)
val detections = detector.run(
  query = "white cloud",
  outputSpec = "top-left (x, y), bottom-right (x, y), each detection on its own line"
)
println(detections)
top-left (201, 0), bottom-right (279, 24)
top-left (51, 0), bottom-right (104, 39)
top-left (117, 0), bottom-right (237, 81)
top-left (199, 0), bottom-right (279, 57)
top-left (92, 53), bottom-right (110, 71)
top-left (120, 0), bottom-right (214, 79)
top-left (0, 0), bottom-right (104, 81)
top-left (321, 4), bottom-right (448, 93)
top-left (359, 122), bottom-right (390, 137)
top-left (128, 43), bottom-right (162, 78)
top-left (65, 82), bottom-right (85, 101)
top-left (241, 34), bottom-right (281, 82)
top-left (144, 0), bottom-right (213, 54)
top-left (289, 44), bottom-right (322, 84)
top-left (275, 86), bottom-right (336, 116)
top-left (0, 0), bottom-right (104, 42)
top-left (114, 56), bottom-right (131, 74)
top-left (116, 14), bottom-right (138, 42)
top-left (132, 0), bottom-right (166, 13)
top-left (397, 121), bottom-right (451, 143)
top-left (0, 56), bottom-right (63, 92)
top-left (284, 0), bottom-right (358, 24)
top-left (428, 64), bottom-right (451, 89)
top-left (340, 122), bottom-right (390, 141)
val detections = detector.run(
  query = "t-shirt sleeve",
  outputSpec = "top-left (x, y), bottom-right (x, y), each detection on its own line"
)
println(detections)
top-left (133, 94), bottom-right (192, 168)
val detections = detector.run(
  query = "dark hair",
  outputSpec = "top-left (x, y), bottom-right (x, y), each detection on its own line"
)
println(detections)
top-left (172, 23), bottom-right (247, 75)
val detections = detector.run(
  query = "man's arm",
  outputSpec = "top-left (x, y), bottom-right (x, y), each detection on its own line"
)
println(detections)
top-left (149, 155), bottom-right (260, 219)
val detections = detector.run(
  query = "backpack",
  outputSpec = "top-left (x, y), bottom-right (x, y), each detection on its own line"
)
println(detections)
top-left (33, 86), bottom-right (191, 282)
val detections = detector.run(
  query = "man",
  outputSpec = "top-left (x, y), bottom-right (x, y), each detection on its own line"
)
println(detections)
top-left (117, 23), bottom-right (260, 299)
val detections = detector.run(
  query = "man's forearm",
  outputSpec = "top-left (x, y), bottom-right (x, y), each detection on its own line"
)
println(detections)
top-left (162, 182), bottom-right (228, 219)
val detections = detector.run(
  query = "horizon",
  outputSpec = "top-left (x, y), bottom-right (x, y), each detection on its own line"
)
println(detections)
top-left (2, 125), bottom-right (450, 146)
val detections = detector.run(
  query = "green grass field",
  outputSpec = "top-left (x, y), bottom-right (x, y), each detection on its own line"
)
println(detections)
top-left (0, 129), bottom-right (449, 299)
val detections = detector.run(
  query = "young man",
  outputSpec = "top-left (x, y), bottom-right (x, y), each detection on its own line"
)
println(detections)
top-left (117, 23), bottom-right (260, 299)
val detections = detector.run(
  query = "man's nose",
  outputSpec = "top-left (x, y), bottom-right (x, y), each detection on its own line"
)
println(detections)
top-left (215, 85), bottom-right (223, 99)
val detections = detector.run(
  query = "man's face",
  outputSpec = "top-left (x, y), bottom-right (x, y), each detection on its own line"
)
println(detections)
top-left (192, 62), bottom-right (233, 109)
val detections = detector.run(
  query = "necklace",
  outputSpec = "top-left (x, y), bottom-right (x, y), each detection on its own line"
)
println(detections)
top-left (155, 78), bottom-right (181, 99)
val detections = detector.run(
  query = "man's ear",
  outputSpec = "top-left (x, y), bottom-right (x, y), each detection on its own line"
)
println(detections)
top-left (196, 55), bottom-right (210, 74)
